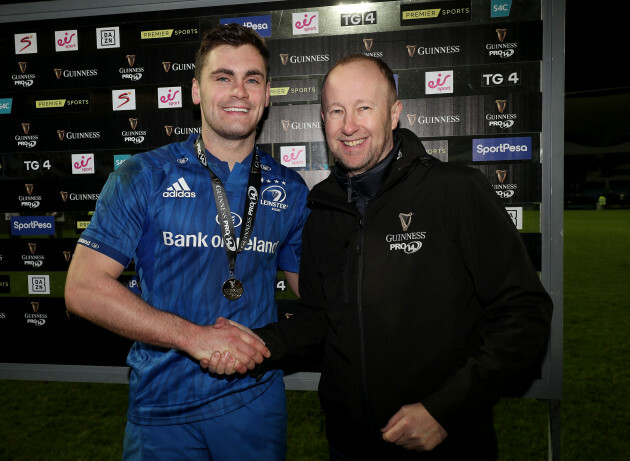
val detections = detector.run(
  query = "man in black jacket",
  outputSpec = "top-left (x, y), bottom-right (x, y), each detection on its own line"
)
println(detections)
top-left (209, 55), bottom-right (553, 460)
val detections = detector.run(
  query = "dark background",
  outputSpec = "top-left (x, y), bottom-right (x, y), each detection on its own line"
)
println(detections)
top-left (564, 4), bottom-right (630, 208)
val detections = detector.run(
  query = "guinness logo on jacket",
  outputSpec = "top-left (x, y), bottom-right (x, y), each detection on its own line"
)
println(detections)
top-left (385, 212), bottom-right (426, 254)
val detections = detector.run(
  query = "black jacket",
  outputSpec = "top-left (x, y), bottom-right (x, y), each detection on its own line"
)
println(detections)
top-left (256, 129), bottom-right (553, 460)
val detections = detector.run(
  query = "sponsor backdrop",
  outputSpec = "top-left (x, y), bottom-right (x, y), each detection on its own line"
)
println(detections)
top-left (0, 0), bottom-right (544, 367)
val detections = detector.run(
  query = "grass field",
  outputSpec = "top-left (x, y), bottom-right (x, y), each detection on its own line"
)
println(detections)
top-left (1, 210), bottom-right (628, 460)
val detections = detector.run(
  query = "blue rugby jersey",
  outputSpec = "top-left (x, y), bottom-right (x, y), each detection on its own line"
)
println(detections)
top-left (78, 134), bottom-right (310, 425)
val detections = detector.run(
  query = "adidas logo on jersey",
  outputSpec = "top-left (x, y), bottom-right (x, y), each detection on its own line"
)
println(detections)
top-left (163, 177), bottom-right (196, 198)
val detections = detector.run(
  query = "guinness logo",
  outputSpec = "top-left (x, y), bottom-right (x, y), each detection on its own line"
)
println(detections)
top-left (57, 130), bottom-right (66, 141)
top-left (60, 191), bottom-right (69, 202)
top-left (63, 250), bottom-right (72, 262)
top-left (28, 242), bottom-right (37, 255)
top-left (406, 114), bottom-right (417, 126)
top-left (162, 61), bottom-right (171, 72)
top-left (126, 54), bottom-right (136, 67)
top-left (280, 54), bottom-right (289, 66)
top-left (496, 29), bottom-right (507, 43)
top-left (496, 170), bottom-right (508, 184)
top-left (54, 68), bottom-right (63, 79)
top-left (363, 38), bottom-right (374, 52)
top-left (31, 302), bottom-right (40, 313)
top-left (129, 118), bottom-right (139, 130)
top-left (18, 62), bottom-right (28, 73)
top-left (406, 45), bottom-right (416, 57)
top-left (398, 212), bottom-right (413, 232)
top-left (164, 125), bottom-right (173, 136)
top-left (21, 122), bottom-right (31, 135)
top-left (495, 100), bottom-right (507, 113)
top-left (25, 184), bottom-right (34, 195)
top-left (281, 120), bottom-right (290, 131)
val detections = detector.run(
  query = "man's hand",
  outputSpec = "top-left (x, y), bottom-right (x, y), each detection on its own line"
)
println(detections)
top-left (192, 320), bottom-right (269, 375)
top-left (198, 318), bottom-right (267, 375)
top-left (381, 403), bottom-right (447, 452)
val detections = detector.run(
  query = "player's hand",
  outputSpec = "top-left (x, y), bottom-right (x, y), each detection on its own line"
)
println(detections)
top-left (193, 320), bottom-right (269, 375)
top-left (214, 317), bottom-right (266, 343)
top-left (381, 403), bottom-right (448, 452)
top-left (198, 318), bottom-right (268, 375)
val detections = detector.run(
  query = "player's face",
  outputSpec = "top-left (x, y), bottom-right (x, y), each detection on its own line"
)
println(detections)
top-left (192, 44), bottom-right (270, 142)
top-left (321, 60), bottom-right (401, 176)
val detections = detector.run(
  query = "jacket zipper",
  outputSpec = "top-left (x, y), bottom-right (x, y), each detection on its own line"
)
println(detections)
top-left (355, 214), bottom-right (373, 436)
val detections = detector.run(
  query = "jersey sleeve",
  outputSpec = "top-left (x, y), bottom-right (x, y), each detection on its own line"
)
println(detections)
top-left (78, 160), bottom-right (150, 267)
top-left (275, 180), bottom-right (310, 273)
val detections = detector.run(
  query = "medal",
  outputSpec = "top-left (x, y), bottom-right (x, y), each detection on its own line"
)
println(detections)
top-left (194, 135), bottom-right (261, 300)
top-left (222, 277), bottom-right (244, 301)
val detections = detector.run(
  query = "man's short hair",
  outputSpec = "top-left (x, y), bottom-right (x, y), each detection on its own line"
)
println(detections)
top-left (321, 54), bottom-right (398, 106)
top-left (194, 24), bottom-right (269, 81)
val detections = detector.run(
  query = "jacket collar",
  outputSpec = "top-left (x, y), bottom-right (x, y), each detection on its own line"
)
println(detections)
top-left (333, 134), bottom-right (401, 205)
top-left (309, 128), bottom-right (437, 209)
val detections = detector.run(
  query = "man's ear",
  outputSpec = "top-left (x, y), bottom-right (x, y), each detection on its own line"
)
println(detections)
top-left (191, 78), bottom-right (201, 105)
top-left (391, 100), bottom-right (402, 129)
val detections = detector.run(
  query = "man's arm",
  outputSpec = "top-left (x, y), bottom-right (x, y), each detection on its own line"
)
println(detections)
top-left (64, 244), bottom-right (269, 373)
top-left (283, 270), bottom-right (299, 298)
top-left (416, 168), bottom-right (553, 434)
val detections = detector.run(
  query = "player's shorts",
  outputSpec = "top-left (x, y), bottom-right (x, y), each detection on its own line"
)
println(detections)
top-left (123, 377), bottom-right (287, 461)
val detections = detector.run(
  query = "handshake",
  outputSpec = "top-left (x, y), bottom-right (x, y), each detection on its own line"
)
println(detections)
top-left (197, 317), bottom-right (268, 375)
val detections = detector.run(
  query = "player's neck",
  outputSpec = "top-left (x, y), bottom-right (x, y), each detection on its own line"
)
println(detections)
top-left (200, 128), bottom-right (255, 171)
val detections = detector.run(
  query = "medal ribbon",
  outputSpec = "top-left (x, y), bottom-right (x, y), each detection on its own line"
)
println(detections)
top-left (193, 135), bottom-right (261, 281)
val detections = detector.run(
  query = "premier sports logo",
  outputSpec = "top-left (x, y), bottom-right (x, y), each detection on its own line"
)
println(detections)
top-left (163, 177), bottom-right (196, 198)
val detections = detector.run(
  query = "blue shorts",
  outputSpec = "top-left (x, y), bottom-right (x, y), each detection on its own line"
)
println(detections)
top-left (123, 378), bottom-right (287, 461)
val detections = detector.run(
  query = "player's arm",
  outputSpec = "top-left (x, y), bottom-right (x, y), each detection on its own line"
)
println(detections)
top-left (64, 244), bottom-right (269, 371)
top-left (283, 270), bottom-right (299, 298)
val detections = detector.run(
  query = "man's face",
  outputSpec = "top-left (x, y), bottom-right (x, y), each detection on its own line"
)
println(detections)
top-left (321, 60), bottom-right (402, 176)
top-left (192, 44), bottom-right (270, 142)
